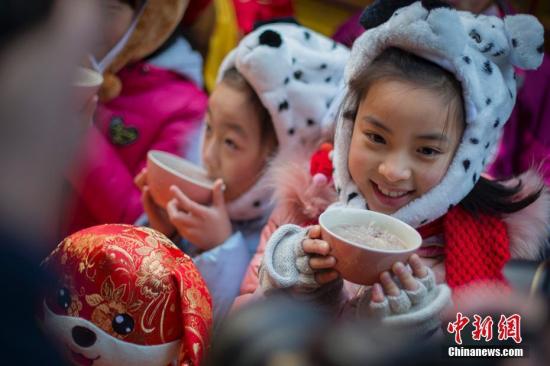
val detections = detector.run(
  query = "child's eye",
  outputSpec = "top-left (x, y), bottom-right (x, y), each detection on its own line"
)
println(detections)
top-left (365, 133), bottom-right (386, 144)
top-left (224, 138), bottom-right (238, 150)
top-left (417, 147), bottom-right (441, 156)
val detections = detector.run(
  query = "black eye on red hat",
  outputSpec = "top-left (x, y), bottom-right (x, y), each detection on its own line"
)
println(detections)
top-left (112, 313), bottom-right (135, 335)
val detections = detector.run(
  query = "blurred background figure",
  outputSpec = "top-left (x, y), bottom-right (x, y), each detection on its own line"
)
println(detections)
top-left (0, 0), bottom-right (98, 363)
top-left (61, 0), bottom-right (209, 238)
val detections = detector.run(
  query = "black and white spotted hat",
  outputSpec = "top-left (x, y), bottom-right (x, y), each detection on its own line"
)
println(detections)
top-left (333, 0), bottom-right (545, 228)
top-left (217, 23), bottom-right (349, 220)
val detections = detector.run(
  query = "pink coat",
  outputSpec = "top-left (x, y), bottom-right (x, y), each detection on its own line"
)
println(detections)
top-left (63, 61), bottom-right (207, 236)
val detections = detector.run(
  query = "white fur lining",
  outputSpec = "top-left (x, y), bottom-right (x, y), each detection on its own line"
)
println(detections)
top-left (42, 302), bottom-right (180, 366)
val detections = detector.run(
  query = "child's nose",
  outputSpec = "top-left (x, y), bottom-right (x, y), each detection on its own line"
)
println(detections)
top-left (202, 140), bottom-right (219, 170)
top-left (378, 155), bottom-right (412, 182)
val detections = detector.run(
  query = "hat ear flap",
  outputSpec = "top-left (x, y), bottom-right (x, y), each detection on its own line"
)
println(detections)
top-left (504, 14), bottom-right (544, 70)
top-left (174, 261), bottom-right (212, 366)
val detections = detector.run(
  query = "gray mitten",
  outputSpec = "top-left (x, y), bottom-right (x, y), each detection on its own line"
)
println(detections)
top-left (355, 267), bottom-right (451, 337)
top-left (260, 224), bottom-right (320, 292)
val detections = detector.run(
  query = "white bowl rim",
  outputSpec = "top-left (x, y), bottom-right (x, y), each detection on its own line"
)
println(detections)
top-left (148, 150), bottom-right (214, 190)
top-left (74, 66), bottom-right (104, 87)
top-left (319, 207), bottom-right (422, 254)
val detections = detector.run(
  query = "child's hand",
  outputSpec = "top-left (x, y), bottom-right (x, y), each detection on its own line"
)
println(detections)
top-left (134, 167), bottom-right (148, 191)
top-left (371, 254), bottom-right (428, 303)
top-left (365, 253), bottom-right (438, 318)
top-left (357, 254), bottom-right (452, 335)
top-left (140, 186), bottom-right (176, 237)
top-left (301, 225), bottom-right (339, 285)
top-left (166, 179), bottom-right (232, 251)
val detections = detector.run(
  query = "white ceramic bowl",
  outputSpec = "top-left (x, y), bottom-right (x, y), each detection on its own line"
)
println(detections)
top-left (146, 150), bottom-right (214, 207)
top-left (74, 67), bottom-right (103, 105)
top-left (319, 207), bottom-right (422, 285)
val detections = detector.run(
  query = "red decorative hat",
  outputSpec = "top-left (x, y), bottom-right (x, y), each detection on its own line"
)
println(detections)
top-left (41, 224), bottom-right (212, 366)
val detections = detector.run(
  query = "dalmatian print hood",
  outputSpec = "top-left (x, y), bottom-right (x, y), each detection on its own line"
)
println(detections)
top-left (216, 23), bottom-right (349, 221)
top-left (333, 0), bottom-right (545, 228)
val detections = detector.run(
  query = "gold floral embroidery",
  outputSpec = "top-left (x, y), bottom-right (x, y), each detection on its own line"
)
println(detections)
top-left (68, 294), bottom-right (82, 317)
top-left (136, 251), bottom-right (173, 298)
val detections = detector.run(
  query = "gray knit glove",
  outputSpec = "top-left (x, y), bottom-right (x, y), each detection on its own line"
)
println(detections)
top-left (260, 224), bottom-right (320, 292)
top-left (354, 267), bottom-right (451, 337)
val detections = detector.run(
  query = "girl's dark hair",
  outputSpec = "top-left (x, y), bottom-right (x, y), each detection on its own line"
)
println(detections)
top-left (344, 47), bottom-right (542, 216)
top-left (460, 176), bottom-right (543, 216)
top-left (221, 67), bottom-right (277, 145)
top-left (343, 47), bottom-right (464, 126)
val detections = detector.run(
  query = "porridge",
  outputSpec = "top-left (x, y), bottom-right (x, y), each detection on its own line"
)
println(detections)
top-left (331, 223), bottom-right (408, 250)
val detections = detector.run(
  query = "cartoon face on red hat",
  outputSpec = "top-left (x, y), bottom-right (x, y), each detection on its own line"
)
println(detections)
top-left (41, 224), bottom-right (212, 366)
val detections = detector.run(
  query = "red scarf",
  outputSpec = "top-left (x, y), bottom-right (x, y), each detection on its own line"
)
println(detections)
top-left (419, 206), bottom-right (510, 290)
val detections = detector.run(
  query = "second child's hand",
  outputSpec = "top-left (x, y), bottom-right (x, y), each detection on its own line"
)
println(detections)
top-left (166, 179), bottom-right (232, 251)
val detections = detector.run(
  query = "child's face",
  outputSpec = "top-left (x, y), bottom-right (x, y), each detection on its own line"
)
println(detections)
top-left (202, 82), bottom-right (275, 202)
top-left (348, 79), bottom-right (464, 214)
top-left (93, 0), bottom-right (135, 60)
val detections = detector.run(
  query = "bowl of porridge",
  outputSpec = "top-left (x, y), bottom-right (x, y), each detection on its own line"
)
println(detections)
top-left (147, 150), bottom-right (214, 207)
top-left (319, 208), bottom-right (422, 285)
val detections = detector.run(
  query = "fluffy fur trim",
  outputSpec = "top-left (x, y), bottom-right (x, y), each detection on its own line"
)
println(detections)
top-left (502, 170), bottom-right (550, 260)
top-left (99, 0), bottom-right (190, 101)
top-left (267, 146), bottom-right (337, 225)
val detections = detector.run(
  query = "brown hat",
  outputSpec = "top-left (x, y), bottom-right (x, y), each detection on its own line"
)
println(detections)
top-left (99, 0), bottom-right (189, 102)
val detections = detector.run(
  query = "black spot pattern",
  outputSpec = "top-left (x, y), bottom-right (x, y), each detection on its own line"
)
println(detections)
top-left (509, 88), bottom-right (513, 99)
top-left (492, 50), bottom-right (504, 57)
top-left (481, 42), bottom-right (494, 53)
top-left (512, 38), bottom-right (518, 48)
top-left (258, 30), bottom-right (282, 47)
top-left (420, 219), bottom-right (428, 225)
top-left (278, 100), bottom-right (289, 111)
top-left (332, 41), bottom-right (338, 49)
top-left (485, 142), bottom-right (490, 149)
top-left (538, 44), bottom-right (544, 53)
top-left (463, 159), bottom-right (471, 171)
top-left (320, 63), bottom-right (327, 69)
top-left (294, 70), bottom-right (303, 80)
top-left (292, 57), bottom-right (296, 64)
top-left (469, 29), bottom-right (481, 43)
top-left (463, 56), bottom-right (471, 64)
top-left (307, 119), bottom-right (315, 126)
top-left (253, 200), bottom-right (261, 208)
top-left (347, 192), bottom-right (358, 203)
top-left (473, 173), bottom-right (478, 183)
top-left (486, 98), bottom-right (492, 106)
top-left (493, 118), bottom-right (500, 128)
top-left (284, 77), bottom-right (289, 85)
top-left (482, 61), bottom-right (493, 75)
top-left (470, 138), bottom-right (479, 144)
top-left (325, 76), bottom-right (332, 83)
top-left (336, 187), bottom-right (342, 195)
top-left (448, 204), bottom-right (454, 211)
top-left (304, 31), bottom-right (311, 40)
top-left (288, 128), bottom-right (295, 135)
